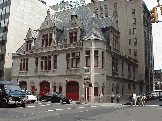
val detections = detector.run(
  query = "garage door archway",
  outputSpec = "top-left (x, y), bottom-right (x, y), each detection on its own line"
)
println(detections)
top-left (39, 81), bottom-right (50, 96)
top-left (66, 81), bottom-right (79, 101)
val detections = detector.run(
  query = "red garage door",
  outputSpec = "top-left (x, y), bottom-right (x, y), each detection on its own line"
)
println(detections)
top-left (39, 81), bottom-right (50, 96)
top-left (19, 81), bottom-right (27, 90)
top-left (66, 81), bottom-right (79, 101)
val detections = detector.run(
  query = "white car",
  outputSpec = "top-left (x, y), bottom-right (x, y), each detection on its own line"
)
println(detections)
top-left (25, 91), bottom-right (37, 103)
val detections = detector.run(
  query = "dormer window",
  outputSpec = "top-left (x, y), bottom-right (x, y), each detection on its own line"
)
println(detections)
top-left (42, 33), bottom-right (52, 47)
top-left (26, 40), bottom-right (32, 51)
top-left (69, 31), bottom-right (77, 43)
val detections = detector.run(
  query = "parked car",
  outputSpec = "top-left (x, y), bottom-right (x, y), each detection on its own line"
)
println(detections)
top-left (25, 91), bottom-right (37, 103)
top-left (126, 96), bottom-right (139, 105)
top-left (31, 92), bottom-right (40, 101)
top-left (159, 94), bottom-right (162, 101)
top-left (0, 81), bottom-right (27, 108)
top-left (151, 93), bottom-right (158, 99)
top-left (39, 92), bottom-right (72, 104)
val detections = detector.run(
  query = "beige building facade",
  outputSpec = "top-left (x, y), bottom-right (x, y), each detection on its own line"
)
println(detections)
top-left (11, 6), bottom-right (140, 102)
top-left (87, 0), bottom-right (154, 92)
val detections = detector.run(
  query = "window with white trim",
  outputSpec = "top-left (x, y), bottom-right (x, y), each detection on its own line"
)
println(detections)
top-left (66, 53), bottom-right (70, 69)
top-left (20, 58), bottom-right (28, 71)
top-left (26, 40), bottom-right (32, 51)
top-left (54, 55), bottom-right (57, 69)
top-left (69, 31), bottom-right (77, 43)
top-left (40, 56), bottom-right (51, 70)
top-left (85, 50), bottom-right (90, 67)
top-left (94, 50), bottom-right (98, 67)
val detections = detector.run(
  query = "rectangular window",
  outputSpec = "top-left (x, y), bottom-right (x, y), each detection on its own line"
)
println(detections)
top-left (104, 5), bottom-right (107, 9)
top-left (54, 55), bottom-right (57, 69)
top-left (94, 87), bottom-right (98, 96)
top-left (132, 9), bottom-right (135, 14)
top-left (66, 53), bottom-right (70, 69)
top-left (128, 84), bottom-right (131, 89)
top-left (105, 12), bottom-right (108, 17)
top-left (102, 51), bottom-right (105, 68)
top-left (133, 84), bottom-right (136, 90)
top-left (128, 63), bottom-right (131, 76)
top-left (48, 56), bottom-right (51, 70)
top-left (129, 49), bottom-right (131, 55)
top-left (44, 56), bottom-right (47, 70)
top-left (133, 18), bottom-right (136, 25)
top-left (69, 31), bottom-right (77, 43)
top-left (35, 57), bottom-right (38, 67)
top-left (134, 38), bottom-right (137, 46)
top-left (23, 59), bottom-right (25, 71)
top-left (71, 53), bottom-right (75, 68)
top-left (129, 39), bottom-right (131, 45)
top-left (59, 86), bottom-right (62, 93)
top-left (45, 34), bottom-right (48, 47)
top-left (20, 59), bottom-right (22, 71)
top-left (41, 56), bottom-right (44, 70)
top-left (76, 53), bottom-right (80, 68)
top-left (100, 6), bottom-right (103, 11)
top-left (86, 50), bottom-right (90, 67)
top-left (122, 60), bottom-right (124, 73)
top-left (100, 13), bottom-right (103, 18)
top-left (102, 87), bottom-right (104, 95)
top-left (96, 14), bottom-right (98, 18)
top-left (21, 58), bottom-right (28, 71)
top-left (26, 58), bottom-right (28, 71)
top-left (133, 28), bottom-right (136, 35)
top-left (94, 50), bottom-right (98, 67)
top-left (133, 66), bottom-right (135, 78)
top-left (129, 29), bottom-right (131, 34)
top-left (134, 49), bottom-right (137, 56)
top-left (49, 33), bottom-right (52, 46)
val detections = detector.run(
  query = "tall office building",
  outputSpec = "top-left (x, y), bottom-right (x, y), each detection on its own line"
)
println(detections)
top-left (87, 0), bottom-right (154, 93)
top-left (0, 0), bottom-right (51, 81)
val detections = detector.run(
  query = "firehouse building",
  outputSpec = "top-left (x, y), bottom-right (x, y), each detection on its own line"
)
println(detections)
top-left (11, 6), bottom-right (140, 102)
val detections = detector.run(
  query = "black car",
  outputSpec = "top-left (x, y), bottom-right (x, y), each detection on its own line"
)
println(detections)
top-left (39, 92), bottom-right (72, 104)
top-left (0, 81), bottom-right (27, 108)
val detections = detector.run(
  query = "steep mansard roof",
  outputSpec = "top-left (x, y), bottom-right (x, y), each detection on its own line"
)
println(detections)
top-left (15, 5), bottom-right (119, 54)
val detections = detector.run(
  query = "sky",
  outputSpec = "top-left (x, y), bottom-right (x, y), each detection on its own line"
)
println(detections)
top-left (44, 0), bottom-right (162, 70)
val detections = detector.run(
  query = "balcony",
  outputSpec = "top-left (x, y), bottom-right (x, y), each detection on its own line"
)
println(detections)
top-left (36, 41), bottom-right (83, 53)
top-left (66, 68), bottom-right (80, 74)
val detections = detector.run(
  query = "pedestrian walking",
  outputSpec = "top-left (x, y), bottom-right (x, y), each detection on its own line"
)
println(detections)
top-left (142, 94), bottom-right (147, 106)
top-left (99, 92), bottom-right (103, 103)
top-left (132, 92), bottom-right (137, 106)
top-left (110, 92), bottom-right (115, 103)
top-left (139, 93), bottom-right (142, 106)
top-left (116, 92), bottom-right (120, 103)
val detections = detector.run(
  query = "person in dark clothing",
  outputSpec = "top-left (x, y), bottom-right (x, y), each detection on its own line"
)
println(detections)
top-left (116, 92), bottom-right (120, 103)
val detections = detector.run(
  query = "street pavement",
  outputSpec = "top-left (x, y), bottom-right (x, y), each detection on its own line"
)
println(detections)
top-left (0, 99), bottom-right (162, 121)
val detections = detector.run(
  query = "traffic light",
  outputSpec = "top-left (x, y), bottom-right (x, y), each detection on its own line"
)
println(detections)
top-left (149, 7), bottom-right (158, 23)
top-left (160, 6), bottom-right (162, 15)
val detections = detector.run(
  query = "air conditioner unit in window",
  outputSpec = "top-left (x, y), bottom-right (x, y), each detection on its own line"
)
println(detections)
top-left (75, 53), bottom-right (80, 57)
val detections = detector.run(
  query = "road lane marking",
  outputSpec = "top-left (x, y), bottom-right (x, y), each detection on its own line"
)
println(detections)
top-left (78, 107), bottom-right (85, 108)
top-left (26, 106), bottom-right (35, 107)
